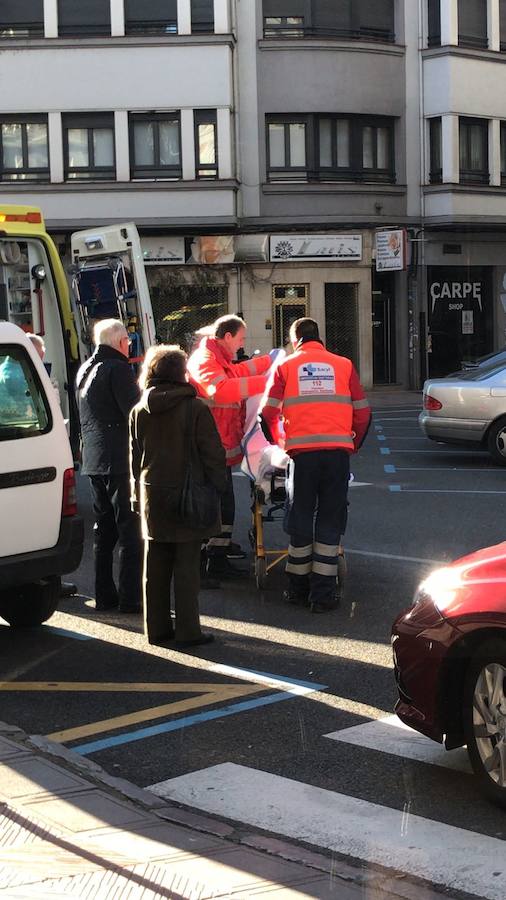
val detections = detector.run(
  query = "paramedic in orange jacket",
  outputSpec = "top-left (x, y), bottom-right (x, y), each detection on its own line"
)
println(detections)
top-left (188, 314), bottom-right (271, 579)
top-left (259, 317), bottom-right (371, 612)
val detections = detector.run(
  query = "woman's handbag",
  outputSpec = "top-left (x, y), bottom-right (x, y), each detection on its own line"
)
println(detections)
top-left (179, 400), bottom-right (220, 529)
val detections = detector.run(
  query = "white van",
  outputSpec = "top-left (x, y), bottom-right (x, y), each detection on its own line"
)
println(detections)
top-left (0, 322), bottom-right (83, 626)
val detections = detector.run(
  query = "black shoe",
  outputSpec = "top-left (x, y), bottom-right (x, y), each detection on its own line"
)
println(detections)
top-left (207, 557), bottom-right (248, 580)
top-left (310, 600), bottom-right (338, 614)
top-left (283, 590), bottom-right (309, 607)
top-left (175, 633), bottom-right (215, 648)
top-left (60, 582), bottom-right (77, 598)
top-left (95, 599), bottom-right (119, 611)
top-left (227, 542), bottom-right (247, 560)
top-left (118, 604), bottom-right (141, 614)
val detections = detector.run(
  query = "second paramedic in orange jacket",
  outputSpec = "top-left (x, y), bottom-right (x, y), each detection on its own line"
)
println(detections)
top-left (259, 317), bottom-right (371, 612)
top-left (188, 314), bottom-right (270, 580)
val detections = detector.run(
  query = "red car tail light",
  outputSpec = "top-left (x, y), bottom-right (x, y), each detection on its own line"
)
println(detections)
top-left (62, 468), bottom-right (77, 517)
top-left (424, 394), bottom-right (443, 411)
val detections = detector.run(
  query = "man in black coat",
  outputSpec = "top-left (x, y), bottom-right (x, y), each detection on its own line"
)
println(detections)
top-left (76, 319), bottom-right (141, 612)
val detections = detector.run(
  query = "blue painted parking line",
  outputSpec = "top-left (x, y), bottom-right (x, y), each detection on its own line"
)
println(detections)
top-left (44, 626), bottom-right (92, 642)
top-left (384, 464), bottom-right (396, 474)
top-left (389, 485), bottom-right (402, 492)
top-left (380, 447), bottom-right (391, 455)
top-left (73, 679), bottom-right (327, 756)
top-left (376, 435), bottom-right (386, 442)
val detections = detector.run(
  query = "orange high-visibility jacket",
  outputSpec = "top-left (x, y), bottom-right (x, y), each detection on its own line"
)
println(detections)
top-left (188, 337), bottom-right (270, 466)
top-left (260, 341), bottom-right (370, 454)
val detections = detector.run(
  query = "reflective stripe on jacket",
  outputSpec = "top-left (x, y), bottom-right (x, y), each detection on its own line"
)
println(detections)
top-left (273, 342), bottom-right (357, 454)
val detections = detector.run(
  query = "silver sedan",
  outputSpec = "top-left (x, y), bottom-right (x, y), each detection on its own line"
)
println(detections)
top-left (419, 360), bottom-right (506, 464)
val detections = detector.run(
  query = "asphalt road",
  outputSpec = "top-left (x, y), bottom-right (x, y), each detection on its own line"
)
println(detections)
top-left (2, 397), bottom-right (506, 895)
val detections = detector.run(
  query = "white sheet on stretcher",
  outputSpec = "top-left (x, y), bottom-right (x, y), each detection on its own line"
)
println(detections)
top-left (241, 349), bottom-right (289, 502)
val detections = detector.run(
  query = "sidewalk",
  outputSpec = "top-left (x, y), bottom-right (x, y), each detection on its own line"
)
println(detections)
top-left (367, 389), bottom-right (422, 411)
top-left (0, 720), bottom-right (448, 900)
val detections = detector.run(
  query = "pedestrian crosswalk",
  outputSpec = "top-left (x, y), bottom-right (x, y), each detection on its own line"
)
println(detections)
top-left (149, 717), bottom-right (503, 900)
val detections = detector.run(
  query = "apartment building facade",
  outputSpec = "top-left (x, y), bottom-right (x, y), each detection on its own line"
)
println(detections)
top-left (1, 0), bottom-right (506, 387)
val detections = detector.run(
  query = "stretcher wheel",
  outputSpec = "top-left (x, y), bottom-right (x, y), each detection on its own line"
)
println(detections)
top-left (336, 553), bottom-right (346, 603)
top-left (255, 556), bottom-right (267, 590)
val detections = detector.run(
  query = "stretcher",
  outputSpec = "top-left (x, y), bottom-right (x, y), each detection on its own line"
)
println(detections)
top-left (241, 388), bottom-right (346, 596)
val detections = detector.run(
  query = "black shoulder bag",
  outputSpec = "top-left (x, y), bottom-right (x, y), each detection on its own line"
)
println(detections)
top-left (178, 400), bottom-right (220, 529)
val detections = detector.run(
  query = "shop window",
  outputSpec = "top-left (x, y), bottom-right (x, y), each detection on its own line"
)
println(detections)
top-left (427, 0), bottom-right (441, 46)
top-left (262, 0), bottom-right (394, 42)
top-left (429, 117), bottom-right (442, 184)
top-left (267, 114), bottom-right (395, 183)
top-left (130, 113), bottom-right (181, 179)
top-left (0, 116), bottom-right (49, 182)
top-left (147, 269), bottom-right (228, 350)
top-left (459, 117), bottom-right (489, 184)
top-left (195, 110), bottom-right (218, 179)
top-left (125, 0), bottom-right (177, 34)
top-left (325, 283), bottom-right (359, 370)
top-left (0, 0), bottom-right (43, 38)
top-left (191, 0), bottom-right (214, 33)
top-left (458, 0), bottom-right (487, 49)
top-left (63, 113), bottom-right (115, 181)
top-left (57, 0), bottom-right (110, 36)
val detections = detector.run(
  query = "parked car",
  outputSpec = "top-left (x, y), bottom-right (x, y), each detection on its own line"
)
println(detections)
top-left (0, 322), bottom-right (83, 626)
top-left (460, 347), bottom-right (506, 371)
top-left (392, 542), bottom-right (506, 807)
top-left (419, 360), bottom-right (506, 464)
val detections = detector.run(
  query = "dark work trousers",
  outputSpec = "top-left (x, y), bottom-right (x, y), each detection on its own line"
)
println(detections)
top-left (206, 466), bottom-right (235, 557)
top-left (284, 449), bottom-right (350, 608)
top-left (89, 474), bottom-right (142, 610)
top-left (143, 539), bottom-right (202, 643)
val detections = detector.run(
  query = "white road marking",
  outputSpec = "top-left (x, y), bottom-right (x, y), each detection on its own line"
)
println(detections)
top-left (396, 467), bottom-right (502, 472)
top-left (324, 715), bottom-right (471, 774)
top-left (149, 763), bottom-right (506, 900)
top-left (345, 548), bottom-right (442, 565)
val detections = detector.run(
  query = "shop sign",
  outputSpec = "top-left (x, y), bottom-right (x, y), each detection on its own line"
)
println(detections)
top-left (375, 230), bottom-right (406, 272)
top-left (142, 237), bottom-right (186, 265)
top-left (430, 281), bottom-right (483, 312)
top-left (270, 234), bottom-right (362, 263)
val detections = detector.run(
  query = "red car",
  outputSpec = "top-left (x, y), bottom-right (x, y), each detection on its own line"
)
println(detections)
top-left (392, 542), bottom-right (506, 807)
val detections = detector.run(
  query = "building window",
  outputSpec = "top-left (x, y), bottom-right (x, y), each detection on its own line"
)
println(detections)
top-left (63, 114), bottom-right (115, 181)
top-left (429, 117), bottom-right (442, 183)
top-left (501, 123), bottom-right (506, 183)
top-left (500, 0), bottom-right (506, 50)
top-left (267, 114), bottom-right (395, 183)
top-left (0, 0), bottom-right (43, 38)
top-left (267, 119), bottom-right (308, 180)
top-left (458, 0), bottom-right (487, 49)
top-left (427, 0), bottom-right (441, 46)
top-left (459, 118), bottom-right (489, 184)
top-left (262, 0), bottom-right (395, 42)
top-left (124, 0), bottom-right (177, 34)
top-left (130, 113), bottom-right (181, 179)
top-left (0, 116), bottom-right (49, 181)
top-left (191, 0), bottom-right (214, 33)
top-left (194, 110), bottom-right (218, 178)
top-left (58, 0), bottom-right (110, 36)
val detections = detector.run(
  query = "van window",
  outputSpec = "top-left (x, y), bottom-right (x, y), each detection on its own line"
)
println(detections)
top-left (0, 344), bottom-right (51, 440)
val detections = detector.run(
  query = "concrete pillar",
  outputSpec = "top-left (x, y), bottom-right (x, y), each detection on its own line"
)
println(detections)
top-left (44, 0), bottom-right (58, 37)
top-left (177, 0), bottom-right (192, 34)
top-left (490, 118), bottom-right (501, 185)
top-left (114, 111), bottom-right (130, 181)
top-left (110, 0), bottom-right (125, 36)
top-left (441, 0), bottom-right (458, 45)
top-left (181, 108), bottom-right (196, 180)
top-left (442, 114), bottom-right (460, 183)
top-left (214, 0), bottom-right (231, 33)
top-left (48, 113), bottom-right (64, 183)
top-left (488, 0), bottom-right (500, 51)
top-left (217, 108), bottom-right (233, 178)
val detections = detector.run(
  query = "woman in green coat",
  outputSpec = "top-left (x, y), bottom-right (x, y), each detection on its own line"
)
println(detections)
top-left (130, 345), bottom-right (227, 647)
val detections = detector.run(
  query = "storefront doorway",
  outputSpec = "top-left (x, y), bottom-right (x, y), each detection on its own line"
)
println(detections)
top-left (372, 272), bottom-right (396, 384)
top-left (272, 284), bottom-right (309, 347)
top-left (427, 267), bottom-right (494, 376)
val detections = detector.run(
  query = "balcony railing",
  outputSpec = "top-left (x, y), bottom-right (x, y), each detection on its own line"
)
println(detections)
top-left (263, 23), bottom-right (395, 43)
